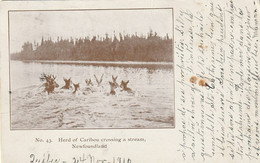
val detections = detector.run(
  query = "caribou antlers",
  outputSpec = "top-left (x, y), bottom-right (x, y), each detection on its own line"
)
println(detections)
top-left (112, 75), bottom-right (119, 88)
top-left (85, 78), bottom-right (93, 86)
top-left (94, 74), bottom-right (104, 86)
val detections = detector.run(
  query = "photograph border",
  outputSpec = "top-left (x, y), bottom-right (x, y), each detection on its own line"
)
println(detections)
top-left (8, 7), bottom-right (175, 130)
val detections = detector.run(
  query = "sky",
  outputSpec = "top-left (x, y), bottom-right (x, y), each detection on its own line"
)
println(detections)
top-left (9, 9), bottom-right (173, 53)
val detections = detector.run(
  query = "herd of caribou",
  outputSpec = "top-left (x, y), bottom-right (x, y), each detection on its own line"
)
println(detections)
top-left (40, 73), bottom-right (134, 95)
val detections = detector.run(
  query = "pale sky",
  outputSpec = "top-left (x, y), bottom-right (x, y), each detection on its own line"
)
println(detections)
top-left (9, 9), bottom-right (173, 53)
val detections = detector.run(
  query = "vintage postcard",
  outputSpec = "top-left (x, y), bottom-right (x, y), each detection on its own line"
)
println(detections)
top-left (1, 0), bottom-right (260, 163)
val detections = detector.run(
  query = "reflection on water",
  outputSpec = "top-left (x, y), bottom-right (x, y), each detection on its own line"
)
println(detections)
top-left (10, 61), bottom-right (174, 129)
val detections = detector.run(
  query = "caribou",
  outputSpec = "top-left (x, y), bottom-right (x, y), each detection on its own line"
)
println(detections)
top-left (40, 73), bottom-right (59, 94)
top-left (120, 80), bottom-right (134, 94)
top-left (61, 78), bottom-right (72, 89)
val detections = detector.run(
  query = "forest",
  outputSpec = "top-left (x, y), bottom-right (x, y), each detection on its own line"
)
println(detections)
top-left (11, 30), bottom-right (173, 62)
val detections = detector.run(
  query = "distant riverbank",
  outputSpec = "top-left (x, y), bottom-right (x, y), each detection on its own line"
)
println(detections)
top-left (16, 60), bottom-right (174, 69)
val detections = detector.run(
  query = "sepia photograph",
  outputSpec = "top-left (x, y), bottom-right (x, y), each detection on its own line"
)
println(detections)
top-left (9, 8), bottom-right (174, 129)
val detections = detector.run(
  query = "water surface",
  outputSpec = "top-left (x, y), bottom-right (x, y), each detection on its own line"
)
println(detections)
top-left (10, 60), bottom-right (174, 129)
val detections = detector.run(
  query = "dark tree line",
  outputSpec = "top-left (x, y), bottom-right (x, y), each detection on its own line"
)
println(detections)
top-left (11, 30), bottom-right (173, 62)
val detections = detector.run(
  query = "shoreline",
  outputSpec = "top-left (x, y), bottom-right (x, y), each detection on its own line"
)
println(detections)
top-left (12, 60), bottom-right (174, 68)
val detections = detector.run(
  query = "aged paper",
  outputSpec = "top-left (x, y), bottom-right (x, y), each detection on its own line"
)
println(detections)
top-left (0, 0), bottom-right (259, 162)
